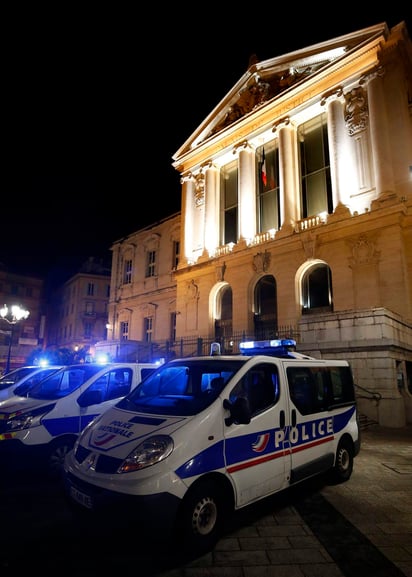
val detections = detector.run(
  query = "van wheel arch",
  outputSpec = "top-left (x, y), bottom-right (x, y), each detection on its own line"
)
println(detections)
top-left (175, 474), bottom-right (234, 554)
top-left (330, 435), bottom-right (354, 484)
top-left (46, 435), bottom-right (77, 480)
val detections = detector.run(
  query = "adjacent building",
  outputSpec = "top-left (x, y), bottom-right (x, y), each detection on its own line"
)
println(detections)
top-left (46, 257), bottom-right (111, 358)
top-left (102, 213), bottom-right (180, 363)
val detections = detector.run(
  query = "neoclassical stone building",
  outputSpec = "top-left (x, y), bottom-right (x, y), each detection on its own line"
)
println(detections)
top-left (109, 22), bottom-right (412, 427)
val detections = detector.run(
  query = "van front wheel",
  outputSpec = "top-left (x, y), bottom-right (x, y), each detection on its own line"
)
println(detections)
top-left (176, 480), bottom-right (228, 554)
top-left (46, 437), bottom-right (75, 480)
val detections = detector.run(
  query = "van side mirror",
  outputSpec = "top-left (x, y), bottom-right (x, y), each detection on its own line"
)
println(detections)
top-left (224, 397), bottom-right (251, 426)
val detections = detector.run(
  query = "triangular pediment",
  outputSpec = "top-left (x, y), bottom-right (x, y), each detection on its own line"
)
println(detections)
top-left (174, 23), bottom-right (388, 160)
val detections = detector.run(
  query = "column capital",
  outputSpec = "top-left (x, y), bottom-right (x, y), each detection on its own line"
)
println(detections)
top-left (200, 160), bottom-right (214, 170)
top-left (320, 86), bottom-right (344, 106)
top-left (359, 66), bottom-right (385, 86)
top-left (272, 116), bottom-right (290, 133)
top-left (180, 172), bottom-right (195, 184)
top-left (232, 140), bottom-right (250, 154)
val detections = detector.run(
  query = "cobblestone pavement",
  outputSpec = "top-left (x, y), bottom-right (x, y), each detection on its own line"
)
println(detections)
top-left (0, 425), bottom-right (411, 577)
top-left (152, 424), bottom-right (412, 577)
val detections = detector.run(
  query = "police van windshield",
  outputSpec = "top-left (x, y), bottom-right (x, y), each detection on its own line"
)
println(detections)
top-left (27, 365), bottom-right (105, 400)
top-left (117, 359), bottom-right (247, 416)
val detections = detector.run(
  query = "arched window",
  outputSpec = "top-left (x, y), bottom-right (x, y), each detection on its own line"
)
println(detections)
top-left (302, 264), bottom-right (333, 313)
top-left (254, 275), bottom-right (278, 338)
top-left (215, 286), bottom-right (233, 340)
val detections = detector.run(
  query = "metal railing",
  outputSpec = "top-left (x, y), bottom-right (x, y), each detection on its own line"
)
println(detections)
top-left (112, 325), bottom-right (300, 363)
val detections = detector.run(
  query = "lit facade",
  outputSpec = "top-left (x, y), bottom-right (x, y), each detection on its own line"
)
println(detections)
top-left (106, 214), bottom-right (180, 362)
top-left (46, 258), bottom-right (111, 357)
top-left (110, 22), bottom-right (412, 426)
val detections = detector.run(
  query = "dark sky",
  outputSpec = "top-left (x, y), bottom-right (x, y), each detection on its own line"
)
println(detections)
top-left (3, 9), bottom-right (410, 286)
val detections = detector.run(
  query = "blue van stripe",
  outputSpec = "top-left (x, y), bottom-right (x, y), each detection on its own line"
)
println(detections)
top-left (176, 406), bottom-right (356, 480)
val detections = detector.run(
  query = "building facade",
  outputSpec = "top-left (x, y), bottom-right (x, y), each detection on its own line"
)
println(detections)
top-left (108, 22), bottom-right (412, 427)
top-left (46, 257), bottom-right (111, 358)
top-left (105, 214), bottom-right (180, 362)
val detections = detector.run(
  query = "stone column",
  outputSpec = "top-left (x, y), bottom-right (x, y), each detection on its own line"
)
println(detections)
top-left (192, 172), bottom-right (206, 256)
top-left (274, 117), bottom-right (298, 232)
top-left (237, 142), bottom-right (256, 242)
top-left (204, 162), bottom-right (220, 257)
top-left (360, 67), bottom-right (395, 197)
top-left (180, 174), bottom-right (195, 265)
top-left (321, 87), bottom-right (352, 208)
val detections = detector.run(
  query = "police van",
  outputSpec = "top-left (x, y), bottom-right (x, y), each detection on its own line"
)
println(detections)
top-left (0, 361), bottom-right (159, 477)
top-left (64, 340), bottom-right (360, 551)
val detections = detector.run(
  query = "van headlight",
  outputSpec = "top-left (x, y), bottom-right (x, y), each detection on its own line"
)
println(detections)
top-left (1, 404), bottom-right (55, 433)
top-left (118, 435), bottom-right (173, 473)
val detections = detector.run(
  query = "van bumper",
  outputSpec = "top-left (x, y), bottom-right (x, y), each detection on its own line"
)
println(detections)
top-left (64, 470), bottom-right (181, 533)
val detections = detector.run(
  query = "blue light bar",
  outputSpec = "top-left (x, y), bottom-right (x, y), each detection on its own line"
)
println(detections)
top-left (239, 339), bottom-right (297, 357)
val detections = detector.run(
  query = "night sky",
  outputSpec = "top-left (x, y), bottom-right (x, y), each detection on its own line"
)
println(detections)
top-left (2, 8), bottom-right (410, 286)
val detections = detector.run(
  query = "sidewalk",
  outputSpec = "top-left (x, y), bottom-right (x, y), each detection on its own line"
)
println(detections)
top-left (0, 425), bottom-right (410, 577)
top-left (152, 425), bottom-right (412, 577)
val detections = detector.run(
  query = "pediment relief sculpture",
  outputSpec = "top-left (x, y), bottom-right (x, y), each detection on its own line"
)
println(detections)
top-left (209, 60), bottom-right (330, 138)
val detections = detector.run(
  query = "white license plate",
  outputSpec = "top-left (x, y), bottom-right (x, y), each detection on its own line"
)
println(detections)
top-left (70, 485), bottom-right (93, 509)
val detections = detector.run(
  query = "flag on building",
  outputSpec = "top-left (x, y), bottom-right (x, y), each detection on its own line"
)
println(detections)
top-left (261, 148), bottom-right (267, 187)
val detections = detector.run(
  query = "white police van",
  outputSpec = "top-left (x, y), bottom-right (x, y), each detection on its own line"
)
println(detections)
top-left (64, 340), bottom-right (360, 552)
top-left (0, 361), bottom-right (159, 477)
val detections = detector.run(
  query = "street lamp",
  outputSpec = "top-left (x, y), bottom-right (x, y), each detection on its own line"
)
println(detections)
top-left (0, 305), bottom-right (30, 374)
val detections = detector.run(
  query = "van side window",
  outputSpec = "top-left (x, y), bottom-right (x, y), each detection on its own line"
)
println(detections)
top-left (287, 368), bottom-right (315, 415)
top-left (287, 365), bottom-right (355, 414)
top-left (106, 369), bottom-right (132, 400)
top-left (230, 363), bottom-right (279, 417)
top-left (80, 369), bottom-right (134, 406)
top-left (328, 366), bottom-right (356, 406)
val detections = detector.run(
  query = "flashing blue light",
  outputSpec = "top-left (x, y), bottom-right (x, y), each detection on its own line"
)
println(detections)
top-left (95, 353), bottom-right (110, 364)
top-left (151, 358), bottom-right (166, 366)
top-left (239, 339), bottom-right (297, 357)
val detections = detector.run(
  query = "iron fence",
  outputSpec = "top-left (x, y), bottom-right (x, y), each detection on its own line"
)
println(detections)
top-left (120, 325), bottom-right (300, 363)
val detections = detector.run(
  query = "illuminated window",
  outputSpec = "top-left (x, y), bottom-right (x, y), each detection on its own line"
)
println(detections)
top-left (299, 115), bottom-right (332, 218)
top-left (120, 321), bottom-right (129, 341)
top-left (172, 240), bottom-right (180, 270)
top-left (220, 159), bottom-right (238, 245)
top-left (257, 142), bottom-right (280, 232)
top-left (144, 317), bottom-right (153, 342)
top-left (146, 251), bottom-right (156, 277)
top-left (302, 264), bottom-right (333, 312)
top-left (124, 259), bottom-right (132, 284)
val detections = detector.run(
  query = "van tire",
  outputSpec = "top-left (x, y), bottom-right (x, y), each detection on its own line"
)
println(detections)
top-left (46, 437), bottom-right (76, 480)
top-left (331, 438), bottom-right (353, 483)
top-left (176, 479), bottom-right (228, 554)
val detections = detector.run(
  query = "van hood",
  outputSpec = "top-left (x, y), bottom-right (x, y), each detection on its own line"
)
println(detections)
top-left (86, 406), bottom-right (189, 455)
top-left (0, 396), bottom-right (52, 416)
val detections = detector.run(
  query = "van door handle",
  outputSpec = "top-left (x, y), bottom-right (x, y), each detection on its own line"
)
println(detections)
top-left (291, 409), bottom-right (296, 427)
top-left (279, 410), bottom-right (285, 429)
